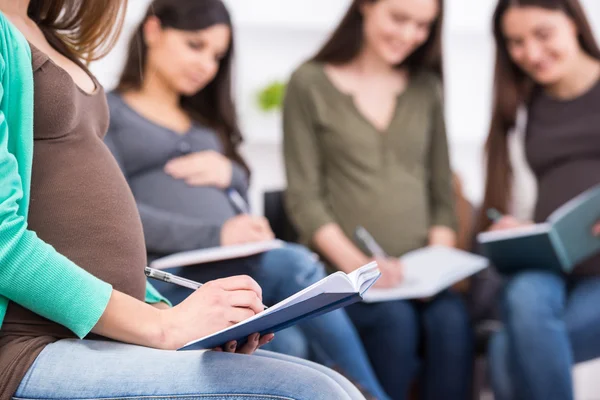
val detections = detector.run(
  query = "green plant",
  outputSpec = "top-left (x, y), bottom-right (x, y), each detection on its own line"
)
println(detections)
top-left (257, 81), bottom-right (287, 112)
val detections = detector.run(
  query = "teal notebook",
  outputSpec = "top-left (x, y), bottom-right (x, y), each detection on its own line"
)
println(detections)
top-left (477, 184), bottom-right (600, 275)
top-left (178, 262), bottom-right (381, 350)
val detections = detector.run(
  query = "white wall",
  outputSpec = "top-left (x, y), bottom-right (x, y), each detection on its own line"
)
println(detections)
top-left (90, 0), bottom-right (600, 205)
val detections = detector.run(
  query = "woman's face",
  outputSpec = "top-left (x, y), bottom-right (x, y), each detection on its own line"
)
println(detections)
top-left (145, 18), bottom-right (231, 96)
top-left (361, 0), bottom-right (439, 66)
top-left (502, 6), bottom-right (581, 85)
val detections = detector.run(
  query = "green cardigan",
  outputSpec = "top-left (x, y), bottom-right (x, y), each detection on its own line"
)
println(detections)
top-left (0, 13), bottom-right (168, 338)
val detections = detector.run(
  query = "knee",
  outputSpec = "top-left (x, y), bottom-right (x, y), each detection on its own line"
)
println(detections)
top-left (503, 271), bottom-right (564, 328)
top-left (425, 292), bottom-right (471, 330)
top-left (270, 244), bottom-right (326, 284)
top-left (289, 365), bottom-right (354, 399)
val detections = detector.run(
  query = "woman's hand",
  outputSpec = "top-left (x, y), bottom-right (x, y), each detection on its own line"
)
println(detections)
top-left (159, 275), bottom-right (268, 351)
top-left (221, 215), bottom-right (275, 246)
top-left (488, 215), bottom-right (532, 232)
top-left (214, 333), bottom-right (275, 355)
top-left (165, 151), bottom-right (233, 188)
top-left (429, 226), bottom-right (457, 247)
top-left (372, 257), bottom-right (403, 289)
top-left (593, 221), bottom-right (600, 236)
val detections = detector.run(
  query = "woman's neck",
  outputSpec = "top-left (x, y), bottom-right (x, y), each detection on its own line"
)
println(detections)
top-left (545, 52), bottom-right (600, 100)
top-left (136, 68), bottom-right (181, 110)
top-left (0, 0), bottom-right (31, 18)
top-left (350, 45), bottom-right (397, 77)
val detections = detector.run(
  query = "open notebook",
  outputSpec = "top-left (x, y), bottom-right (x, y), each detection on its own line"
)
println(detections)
top-left (362, 246), bottom-right (489, 302)
top-left (179, 261), bottom-right (381, 350)
top-left (150, 240), bottom-right (285, 270)
top-left (478, 183), bottom-right (600, 274)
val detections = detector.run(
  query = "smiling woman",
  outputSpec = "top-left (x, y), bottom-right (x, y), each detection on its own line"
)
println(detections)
top-left (283, 0), bottom-right (475, 398)
top-left (478, 1), bottom-right (600, 399)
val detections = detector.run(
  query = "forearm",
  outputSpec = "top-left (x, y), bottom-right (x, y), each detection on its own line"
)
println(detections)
top-left (313, 223), bottom-right (370, 274)
top-left (92, 290), bottom-right (171, 350)
top-left (428, 225), bottom-right (457, 247)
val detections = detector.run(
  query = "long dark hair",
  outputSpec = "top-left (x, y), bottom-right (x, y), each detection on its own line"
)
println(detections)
top-left (313, 0), bottom-right (445, 79)
top-left (117, 0), bottom-right (247, 172)
top-left (28, 0), bottom-right (127, 63)
top-left (477, 0), bottom-right (600, 232)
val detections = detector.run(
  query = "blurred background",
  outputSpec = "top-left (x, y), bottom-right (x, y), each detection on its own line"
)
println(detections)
top-left (91, 0), bottom-right (600, 215)
top-left (88, 1), bottom-right (600, 398)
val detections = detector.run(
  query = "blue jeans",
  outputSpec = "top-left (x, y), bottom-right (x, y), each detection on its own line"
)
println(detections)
top-left (489, 271), bottom-right (600, 400)
top-left (14, 339), bottom-right (364, 399)
top-left (152, 243), bottom-right (390, 400)
top-left (345, 291), bottom-right (474, 400)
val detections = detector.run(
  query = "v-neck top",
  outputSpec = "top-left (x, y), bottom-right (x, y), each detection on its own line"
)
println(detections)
top-left (283, 61), bottom-right (456, 259)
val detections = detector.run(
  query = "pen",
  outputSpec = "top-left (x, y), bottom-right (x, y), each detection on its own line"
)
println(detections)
top-left (227, 189), bottom-right (250, 214)
top-left (145, 266), bottom-right (202, 290)
top-left (486, 208), bottom-right (504, 223)
top-left (355, 226), bottom-right (388, 258)
top-left (144, 266), bottom-right (269, 310)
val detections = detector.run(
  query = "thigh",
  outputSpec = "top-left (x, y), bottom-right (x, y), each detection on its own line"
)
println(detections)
top-left (254, 243), bottom-right (326, 304)
top-left (15, 339), bottom-right (361, 400)
top-left (566, 276), bottom-right (600, 363)
top-left (501, 270), bottom-right (566, 323)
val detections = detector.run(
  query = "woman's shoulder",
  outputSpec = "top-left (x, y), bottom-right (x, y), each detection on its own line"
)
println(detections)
top-left (288, 60), bottom-right (326, 88)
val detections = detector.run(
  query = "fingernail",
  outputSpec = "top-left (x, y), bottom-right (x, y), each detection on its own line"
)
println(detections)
top-left (266, 335), bottom-right (274, 343)
top-left (229, 342), bottom-right (237, 351)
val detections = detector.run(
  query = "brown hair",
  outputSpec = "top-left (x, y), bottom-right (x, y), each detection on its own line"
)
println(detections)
top-left (313, 0), bottom-right (445, 79)
top-left (477, 0), bottom-right (600, 233)
top-left (116, 0), bottom-right (248, 172)
top-left (28, 0), bottom-right (127, 63)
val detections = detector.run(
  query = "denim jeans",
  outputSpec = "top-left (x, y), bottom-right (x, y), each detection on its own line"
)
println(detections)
top-left (489, 271), bottom-right (600, 400)
top-left (13, 339), bottom-right (364, 400)
top-left (152, 243), bottom-right (390, 400)
top-left (345, 291), bottom-right (474, 400)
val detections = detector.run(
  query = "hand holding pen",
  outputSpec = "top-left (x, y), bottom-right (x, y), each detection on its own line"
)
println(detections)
top-left (486, 208), bottom-right (530, 231)
top-left (143, 269), bottom-right (272, 353)
top-left (354, 226), bottom-right (403, 289)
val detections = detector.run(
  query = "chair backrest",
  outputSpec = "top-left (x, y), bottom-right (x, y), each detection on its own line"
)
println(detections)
top-left (263, 190), bottom-right (299, 243)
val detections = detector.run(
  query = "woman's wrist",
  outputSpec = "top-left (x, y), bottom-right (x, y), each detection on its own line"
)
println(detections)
top-left (154, 308), bottom-right (182, 350)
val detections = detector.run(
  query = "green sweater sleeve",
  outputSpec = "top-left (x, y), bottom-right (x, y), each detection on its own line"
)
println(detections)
top-left (0, 53), bottom-right (112, 338)
top-left (427, 78), bottom-right (457, 231)
top-left (283, 67), bottom-right (336, 241)
top-left (145, 280), bottom-right (172, 306)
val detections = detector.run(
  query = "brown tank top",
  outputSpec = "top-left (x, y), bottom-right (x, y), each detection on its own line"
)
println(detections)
top-left (0, 44), bottom-right (148, 398)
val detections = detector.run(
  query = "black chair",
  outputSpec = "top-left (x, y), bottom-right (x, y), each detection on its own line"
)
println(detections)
top-left (263, 190), bottom-right (299, 243)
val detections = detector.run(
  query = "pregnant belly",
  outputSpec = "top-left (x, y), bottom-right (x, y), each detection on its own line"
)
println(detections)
top-left (130, 170), bottom-right (238, 222)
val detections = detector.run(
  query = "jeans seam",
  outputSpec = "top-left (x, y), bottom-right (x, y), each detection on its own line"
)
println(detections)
top-left (13, 395), bottom-right (297, 400)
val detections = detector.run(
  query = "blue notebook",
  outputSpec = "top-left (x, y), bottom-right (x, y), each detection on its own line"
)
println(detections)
top-left (477, 184), bottom-right (600, 275)
top-left (178, 262), bottom-right (381, 350)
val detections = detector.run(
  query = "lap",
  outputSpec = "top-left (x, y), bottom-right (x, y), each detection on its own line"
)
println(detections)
top-left (15, 339), bottom-right (362, 400)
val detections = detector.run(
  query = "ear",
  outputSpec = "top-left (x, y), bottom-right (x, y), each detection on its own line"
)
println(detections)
top-left (143, 16), bottom-right (164, 47)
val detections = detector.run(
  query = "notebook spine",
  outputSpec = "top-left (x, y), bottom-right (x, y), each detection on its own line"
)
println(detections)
top-left (548, 227), bottom-right (571, 272)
